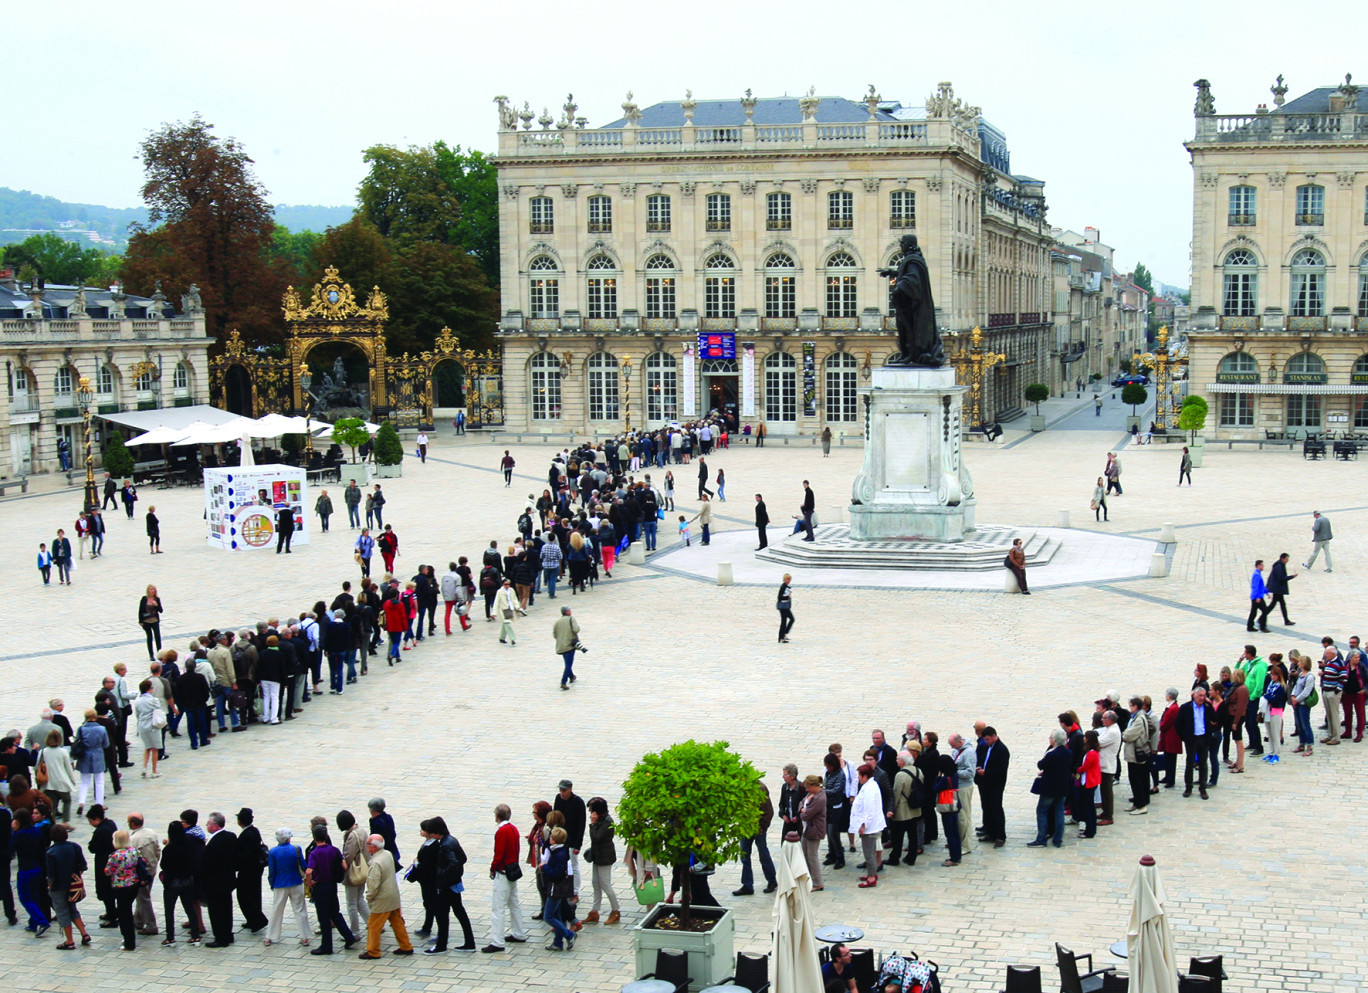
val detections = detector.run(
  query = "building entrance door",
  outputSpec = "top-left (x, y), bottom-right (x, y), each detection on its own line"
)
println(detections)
top-left (704, 375), bottom-right (738, 418)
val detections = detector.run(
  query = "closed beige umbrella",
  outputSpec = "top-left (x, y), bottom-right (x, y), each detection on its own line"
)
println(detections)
top-left (771, 836), bottom-right (822, 993)
top-left (1126, 854), bottom-right (1179, 993)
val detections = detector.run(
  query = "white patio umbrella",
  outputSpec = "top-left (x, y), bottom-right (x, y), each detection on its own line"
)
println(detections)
top-left (170, 418), bottom-right (256, 446)
top-left (1126, 855), bottom-right (1179, 993)
top-left (237, 436), bottom-right (255, 467)
top-left (771, 837), bottom-right (822, 993)
top-left (249, 412), bottom-right (309, 437)
top-left (312, 419), bottom-right (380, 437)
top-left (125, 423), bottom-right (195, 446)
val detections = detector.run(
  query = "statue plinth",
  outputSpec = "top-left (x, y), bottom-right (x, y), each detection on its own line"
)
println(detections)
top-left (848, 367), bottom-right (975, 541)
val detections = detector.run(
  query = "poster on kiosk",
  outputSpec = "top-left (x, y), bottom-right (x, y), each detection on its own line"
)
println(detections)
top-left (203, 464), bottom-right (309, 551)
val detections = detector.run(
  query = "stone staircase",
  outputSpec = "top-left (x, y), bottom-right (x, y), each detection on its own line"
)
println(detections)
top-left (756, 523), bottom-right (1062, 572)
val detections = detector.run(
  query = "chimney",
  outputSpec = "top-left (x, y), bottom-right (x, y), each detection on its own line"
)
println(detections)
top-left (1084, 226), bottom-right (1100, 244)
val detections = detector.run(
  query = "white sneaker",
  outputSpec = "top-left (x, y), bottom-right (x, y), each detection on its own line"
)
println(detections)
top-left (1128, 807), bottom-right (1148, 815)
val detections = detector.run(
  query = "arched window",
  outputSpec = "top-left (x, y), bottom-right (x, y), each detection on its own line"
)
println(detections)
top-left (1289, 248), bottom-right (1325, 317)
top-left (529, 255), bottom-right (560, 318)
top-left (529, 352), bottom-right (562, 420)
top-left (134, 368), bottom-right (155, 392)
top-left (96, 363), bottom-right (114, 396)
top-left (1355, 355), bottom-right (1368, 429)
top-left (825, 352), bottom-right (859, 422)
top-left (586, 255), bottom-right (617, 319)
top-left (1358, 252), bottom-right (1368, 316)
top-left (1222, 249), bottom-right (1258, 316)
top-left (764, 351), bottom-right (797, 422)
top-left (1285, 352), bottom-right (1326, 379)
top-left (704, 253), bottom-right (735, 319)
top-left (825, 252), bottom-right (858, 317)
top-left (764, 253), bottom-right (796, 318)
top-left (587, 352), bottom-right (620, 421)
top-left (1217, 351), bottom-right (1258, 376)
top-left (1217, 351), bottom-right (1257, 428)
top-left (645, 254), bottom-right (676, 319)
top-left (53, 365), bottom-right (74, 399)
top-left (645, 352), bottom-right (678, 422)
top-left (172, 362), bottom-right (189, 394)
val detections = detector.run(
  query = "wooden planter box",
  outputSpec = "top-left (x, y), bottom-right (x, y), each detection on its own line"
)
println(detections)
top-left (633, 904), bottom-right (734, 988)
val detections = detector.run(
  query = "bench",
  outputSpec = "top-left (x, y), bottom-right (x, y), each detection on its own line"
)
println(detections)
top-left (968, 422), bottom-right (1004, 442)
top-left (0, 476), bottom-right (29, 496)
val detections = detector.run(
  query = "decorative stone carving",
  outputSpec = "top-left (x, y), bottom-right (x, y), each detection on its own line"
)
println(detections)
top-left (953, 104), bottom-right (981, 130)
top-left (519, 102), bottom-right (534, 130)
top-left (1198, 171), bottom-right (1219, 189)
top-left (925, 82), bottom-right (956, 118)
top-left (535, 184), bottom-right (545, 196)
top-left (863, 178), bottom-right (881, 194)
top-left (561, 184), bottom-right (578, 199)
top-left (1337, 170), bottom-right (1357, 189)
top-left (739, 180), bottom-right (757, 195)
top-left (681, 89), bottom-right (696, 123)
top-left (538, 107), bottom-right (554, 131)
top-left (70, 286), bottom-right (88, 318)
top-left (798, 86), bottom-right (821, 122)
top-left (740, 88), bottom-right (757, 122)
top-left (1193, 78), bottom-right (1215, 116)
top-left (1268, 171), bottom-right (1287, 189)
top-left (574, 117), bottom-right (588, 129)
top-left (865, 85), bottom-right (881, 121)
top-left (180, 283), bottom-right (203, 315)
top-left (494, 95), bottom-right (516, 131)
top-left (620, 182), bottom-right (636, 199)
top-left (926, 177), bottom-right (942, 193)
top-left (680, 181), bottom-right (696, 198)
top-left (1271, 74), bottom-right (1288, 108)
top-left (1330, 73), bottom-right (1359, 112)
top-left (593, 183), bottom-right (604, 194)
top-left (557, 93), bottom-right (577, 130)
top-left (621, 91), bottom-right (642, 126)
top-left (800, 178), bottom-right (818, 194)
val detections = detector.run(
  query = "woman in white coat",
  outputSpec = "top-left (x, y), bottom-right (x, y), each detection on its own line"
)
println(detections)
top-left (848, 763), bottom-right (887, 889)
top-left (497, 579), bottom-right (519, 646)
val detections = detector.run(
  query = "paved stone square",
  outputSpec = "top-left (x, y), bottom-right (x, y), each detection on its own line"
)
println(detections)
top-left (2, 419), bottom-right (1365, 992)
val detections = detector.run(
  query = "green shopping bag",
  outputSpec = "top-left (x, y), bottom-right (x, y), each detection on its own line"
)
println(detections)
top-left (634, 876), bottom-right (665, 906)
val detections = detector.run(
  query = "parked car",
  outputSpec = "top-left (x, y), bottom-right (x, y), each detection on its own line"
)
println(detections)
top-left (1111, 373), bottom-right (1149, 387)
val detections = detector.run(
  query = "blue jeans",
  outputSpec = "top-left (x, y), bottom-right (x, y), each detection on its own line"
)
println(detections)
top-left (1034, 794), bottom-right (1066, 846)
top-left (184, 707), bottom-right (208, 748)
top-left (701, 523), bottom-right (710, 545)
top-left (718, 483), bottom-right (725, 501)
top-left (329, 652), bottom-right (345, 693)
top-left (941, 810), bottom-right (963, 861)
top-left (739, 832), bottom-right (776, 890)
top-left (643, 521), bottom-right (657, 551)
top-left (561, 651), bottom-right (576, 686)
top-left (17, 867), bottom-right (46, 928)
top-left (347, 504), bottom-right (360, 527)
top-left (388, 630), bottom-right (402, 661)
top-left (543, 568), bottom-right (558, 597)
top-left (345, 648), bottom-right (358, 682)
top-left (213, 684), bottom-right (239, 730)
top-left (544, 896), bottom-right (575, 947)
top-left (1295, 703), bottom-right (1314, 746)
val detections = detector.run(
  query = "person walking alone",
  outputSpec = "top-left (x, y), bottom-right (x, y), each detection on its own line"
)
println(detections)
top-left (800, 481), bottom-right (815, 541)
top-left (1178, 446), bottom-right (1193, 486)
top-left (1304, 510), bottom-right (1333, 572)
top-left (1091, 477), bottom-right (1108, 522)
top-left (500, 450), bottom-right (516, 487)
top-left (697, 457), bottom-right (713, 500)
top-left (1266, 553), bottom-right (1296, 626)
top-left (776, 574), bottom-right (795, 643)
top-left (344, 481), bottom-right (362, 529)
top-left (315, 490), bottom-right (334, 533)
top-left (553, 607), bottom-right (579, 689)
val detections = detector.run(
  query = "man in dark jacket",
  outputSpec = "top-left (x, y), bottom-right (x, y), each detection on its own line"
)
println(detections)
top-left (1177, 687), bottom-right (1217, 799)
top-left (1265, 552), bottom-right (1297, 626)
top-left (174, 661), bottom-right (212, 749)
top-left (1028, 731), bottom-right (1074, 848)
top-left (974, 728), bottom-right (1011, 846)
top-left (234, 808), bottom-right (269, 933)
top-left (202, 813), bottom-right (237, 947)
top-left (275, 505), bottom-right (295, 554)
top-left (755, 494), bottom-right (770, 550)
top-left (800, 481), bottom-right (816, 541)
top-left (734, 781), bottom-right (777, 896)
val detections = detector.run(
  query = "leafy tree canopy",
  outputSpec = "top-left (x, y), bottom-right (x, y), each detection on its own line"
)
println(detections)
top-left (1132, 262), bottom-right (1154, 295)
top-left (2, 233), bottom-right (120, 287)
top-left (102, 430), bottom-right (134, 478)
top-left (373, 420), bottom-right (404, 465)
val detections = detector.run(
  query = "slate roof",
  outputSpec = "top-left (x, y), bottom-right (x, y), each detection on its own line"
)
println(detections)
top-left (0, 284), bottom-right (173, 320)
top-left (1278, 84), bottom-right (1368, 114)
top-left (602, 96), bottom-right (899, 129)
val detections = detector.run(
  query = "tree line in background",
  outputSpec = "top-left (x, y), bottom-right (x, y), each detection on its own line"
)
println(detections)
top-left (3, 115), bottom-right (499, 356)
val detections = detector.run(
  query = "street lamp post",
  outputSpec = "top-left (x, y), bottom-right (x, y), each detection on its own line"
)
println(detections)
top-left (299, 365), bottom-right (315, 455)
top-left (622, 358), bottom-right (633, 432)
top-left (76, 374), bottom-right (98, 512)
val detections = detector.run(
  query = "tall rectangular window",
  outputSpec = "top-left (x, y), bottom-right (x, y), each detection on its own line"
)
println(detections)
top-left (1222, 272), bottom-right (1256, 316)
top-left (764, 355), bottom-right (797, 422)
top-left (587, 355), bottom-right (619, 421)
top-left (767, 192), bottom-right (791, 230)
top-left (646, 194), bottom-right (671, 232)
top-left (825, 275), bottom-right (858, 317)
top-left (765, 276), bottom-right (796, 317)
top-left (704, 277), bottom-right (735, 318)
top-left (530, 278), bottom-right (559, 318)
top-left (1286, 394), bottom-right (1321, 428)
top-left (1228, 185), bottom-right (1256, 225)
top-left (586, 195), bottom-right (611, 233)
top-left (586, 278), bottom-right (617, 319)
top-left (828, 190), bottom-right (853, 229)
top-left (1296, 184), bottom-right (1324, 225)
top-left (825, 353), bottom-right (859, 421)
top-left (889, 189), bottom-right (915, 228)
top-left (529, 196), bottom-right (553, 234)
top-left (529, 354), bottom-right (562, 420)
top-left (706, 193), bottom-right (731, 231)
top-left (645, 277), bottom-right (676, 318)
top-left (1218, 393), bottom-right (1254, 427)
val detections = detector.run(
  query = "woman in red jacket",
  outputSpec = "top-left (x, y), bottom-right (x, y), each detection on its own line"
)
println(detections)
top-left (382, 592), bottom-right (407, 665)
top-left (1076, 730), bottom-right (1101, 839)
top-left (377, 525), bottom-right (399, 574)
top-left (1157, 689), bottom-right (1182, 790)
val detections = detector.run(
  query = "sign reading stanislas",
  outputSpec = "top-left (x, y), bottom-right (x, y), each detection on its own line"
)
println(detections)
top-left (696, 333), bottom-right (736, 360)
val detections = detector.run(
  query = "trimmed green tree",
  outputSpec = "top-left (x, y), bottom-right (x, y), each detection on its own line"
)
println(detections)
top-left (102, 430), bottom-right (134, 479)
top-left (1178, 395), bottom-right (1208, 441)
top-left (1024, 383), bottom-right (1049, 414)
top-left (373, 420), bottom-right (404, 466)
top-left (332, 417), bottom-right (370, 463)
top-left (617, 740), bottom-right (764, 925)
top-left (1121, 383), bottom-right (1148, 415)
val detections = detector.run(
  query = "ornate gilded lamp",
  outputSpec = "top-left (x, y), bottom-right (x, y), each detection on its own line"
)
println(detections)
top-left (299, 364), bottom-right (314, 454)
top-left (621, 357), bottom-right (633, 431)
top-left (76, 374), bottom-right (98, 512)
top-left (949, 327), bottom-right (1005, 427)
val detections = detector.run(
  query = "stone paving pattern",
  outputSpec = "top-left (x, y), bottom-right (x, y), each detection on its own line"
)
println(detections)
top-left (2, 419), bottom-right (1366, 992)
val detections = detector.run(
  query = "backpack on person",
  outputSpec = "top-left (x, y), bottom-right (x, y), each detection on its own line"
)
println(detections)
top-left (1132, 715), bottom-right (1155, 763)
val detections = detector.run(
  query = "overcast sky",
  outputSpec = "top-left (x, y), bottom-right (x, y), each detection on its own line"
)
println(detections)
top-left (11, 0), bottom-right (1358, 287)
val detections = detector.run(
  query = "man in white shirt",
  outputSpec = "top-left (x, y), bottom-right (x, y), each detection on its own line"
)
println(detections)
top-left (415, 431), bottom-right (428, 463)
top-left (1096, 712), bottom-right (1122, 825)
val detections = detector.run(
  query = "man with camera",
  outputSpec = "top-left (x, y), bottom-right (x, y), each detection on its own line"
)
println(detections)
top-left (552, 607), bottom-right (584, 690)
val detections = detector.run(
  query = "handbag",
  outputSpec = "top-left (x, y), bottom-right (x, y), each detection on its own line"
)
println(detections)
top-left (346, 840), bottom-right (369, 886)
top-left (634, 875), bottom-right (665, 906)
top-left (934, 788), bottom-right (959, 813)
top-left (69, 873), bottom-right (85, 904)
top-left (151, 707), bottom-right (168, 729)
top-left (502, 862), bottom-right (524, 882)
top-left (1029, 778), bottom-right (1042, 795)
top-left (550, 874), bottom-right (574, 899)
top-left (1306, 686), bottom-right (1319, 708)
top-left (1089, 499), bottom-right (1099, 511)
top-left (36, 760), bottom-right (49, 787)
top-left (501, 607), bottom-right (514, 620)
top-left (354, 551), bottom-right (363, 565)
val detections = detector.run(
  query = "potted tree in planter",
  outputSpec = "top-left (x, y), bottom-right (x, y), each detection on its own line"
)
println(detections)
top-left (1178, 395), bottom-right (1209, 467)
top-left (1121, 382), bottom-right (1148, 431)
top-left (372, 420), bottom-right (404, 478)
top-left (1024, 383), bottom-right (1050, 432)
top-left (102, 430), bottom-right (135, 480)
top-left (332, 417), bottom-right (372, 486)
top-left (618, 740), bottom-right (763, 988)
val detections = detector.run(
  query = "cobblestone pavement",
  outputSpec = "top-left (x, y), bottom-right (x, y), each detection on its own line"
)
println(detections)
top-left (2, 429), bottom-right (1365, 992)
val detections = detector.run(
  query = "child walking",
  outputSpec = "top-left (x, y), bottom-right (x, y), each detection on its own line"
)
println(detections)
top-left (678, 515), bottom-right (690, 546)
top-left (37, 543), bottom-right (53, 585)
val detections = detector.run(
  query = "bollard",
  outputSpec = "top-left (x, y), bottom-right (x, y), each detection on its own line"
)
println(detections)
top-left (1149, 552), bottom-right (1168, 578)
top-left (627, 541), bottom-right (646, 565)
top-left (1158, 522), bottom-right (1176, 543)
top-left (1057, 509), bottom-right (1070, 529)
top-left (1004, 570), bottom-right (1021, 593)
top-left (717, 561), bottom-right (734, 586)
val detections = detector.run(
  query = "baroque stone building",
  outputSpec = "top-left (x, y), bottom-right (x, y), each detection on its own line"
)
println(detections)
top-left (1186, 74), bottom-right (1368, 439)
top-left (492, 85), bottom-right (1054, 435)
top-left (1, 276), bottom-right (212, 475)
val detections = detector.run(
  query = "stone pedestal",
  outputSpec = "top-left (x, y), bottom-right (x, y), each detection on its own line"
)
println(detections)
top-left (848, 367), bottom-right (975, 541)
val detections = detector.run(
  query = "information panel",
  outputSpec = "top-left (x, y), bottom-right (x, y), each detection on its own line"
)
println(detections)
top-left (696, 332), bottom-right (736, 360)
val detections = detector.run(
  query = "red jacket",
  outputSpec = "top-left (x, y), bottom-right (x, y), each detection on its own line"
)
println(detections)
top-left (1077, 749), bottom-right (1101, 789)
top-left (377, 532), bottom-right (398, 557)
top-left (382, 597), bottom-right (408, 633)
top-left (491, 821), bottom-right (520, 873)
top-left (1159, 703), bottom-right (1182, 754)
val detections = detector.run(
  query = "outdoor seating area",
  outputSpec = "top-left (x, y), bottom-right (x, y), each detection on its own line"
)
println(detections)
top-left (998, 949), bottom-right (1226, 993)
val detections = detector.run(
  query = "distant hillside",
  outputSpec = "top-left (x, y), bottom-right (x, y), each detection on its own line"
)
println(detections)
top-left (0, 188), bottom-right (353, 250)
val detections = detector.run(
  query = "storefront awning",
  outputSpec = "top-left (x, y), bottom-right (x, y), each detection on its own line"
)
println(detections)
top-left (1204, 383), bottom-right (1368, 394)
